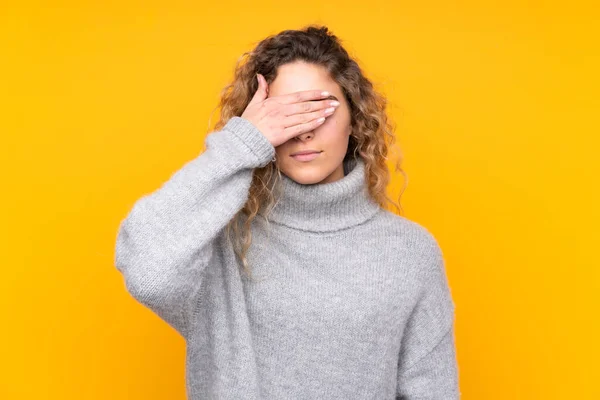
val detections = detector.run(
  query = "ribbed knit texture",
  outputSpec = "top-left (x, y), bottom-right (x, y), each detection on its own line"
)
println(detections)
top-left (115, 116), bottom-right (460, 399)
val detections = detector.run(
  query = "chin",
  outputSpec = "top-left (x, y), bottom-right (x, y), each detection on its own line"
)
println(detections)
top-left (281, 169), bottom-right (328, 185)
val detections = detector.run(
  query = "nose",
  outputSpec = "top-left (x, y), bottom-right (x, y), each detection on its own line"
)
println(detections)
top-left (294, 131), bottom-right (314, 141)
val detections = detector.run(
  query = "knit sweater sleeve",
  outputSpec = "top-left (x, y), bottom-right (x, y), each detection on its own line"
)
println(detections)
top-left (396, 228), bottom-right (460, 399)
top-left (114, 116), bottom-right (275, 338)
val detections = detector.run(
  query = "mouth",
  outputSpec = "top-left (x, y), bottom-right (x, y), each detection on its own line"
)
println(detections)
top-left (290, 151), bottom-right (322, 162)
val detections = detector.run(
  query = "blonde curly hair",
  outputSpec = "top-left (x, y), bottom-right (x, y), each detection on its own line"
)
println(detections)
top-left (208, 25), bottom-right (407, 279)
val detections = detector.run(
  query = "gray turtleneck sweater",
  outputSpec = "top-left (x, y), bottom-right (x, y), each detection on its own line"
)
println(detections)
top-left (114, 116), bottom-right (459, 399)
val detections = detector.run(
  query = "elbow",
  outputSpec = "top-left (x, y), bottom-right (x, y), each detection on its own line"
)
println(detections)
top-left (114, 220), bottom-right (159, 305)
top-left (115, 247), bottom-right (173, 311)
top-left (114, 223), bottom-right (188, 311)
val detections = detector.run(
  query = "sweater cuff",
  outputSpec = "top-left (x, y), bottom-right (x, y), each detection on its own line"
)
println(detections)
top-left (223, 116), bottom-right (276, 166)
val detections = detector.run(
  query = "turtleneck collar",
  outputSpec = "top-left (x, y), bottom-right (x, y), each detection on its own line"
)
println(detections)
top-left (262, 157), bottom-right (382, 233)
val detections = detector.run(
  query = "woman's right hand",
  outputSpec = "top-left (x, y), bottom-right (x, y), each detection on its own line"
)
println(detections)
top-left (240, 73), bottom-right (340, 148)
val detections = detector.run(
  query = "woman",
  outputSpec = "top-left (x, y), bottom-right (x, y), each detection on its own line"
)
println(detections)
top-left (115, 25), bottom-right (459, 399)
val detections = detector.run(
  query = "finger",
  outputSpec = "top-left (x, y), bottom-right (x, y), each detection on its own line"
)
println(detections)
top-left (281, 115), bottom-right (327, 140)
top-left (282, 105), bottom-right (336, 128)
top-left (273, 89), bottom-right (332, 105)
top-left (248, 74), bottom-right (268, 106)
top-left (282, 98), bottom-right (339, 117)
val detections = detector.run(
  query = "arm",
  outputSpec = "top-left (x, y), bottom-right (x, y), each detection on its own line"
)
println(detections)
top-left (396, 230), bottom-right (460, 399)
top-left (114, 116), bottom-right (274, 338)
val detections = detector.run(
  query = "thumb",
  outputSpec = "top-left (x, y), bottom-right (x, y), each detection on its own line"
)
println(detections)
top-left (248, 73), bottom-right (268, 106)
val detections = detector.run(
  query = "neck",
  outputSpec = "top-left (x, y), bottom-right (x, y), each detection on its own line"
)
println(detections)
top-left (262, 157), bottom-right (381, 233)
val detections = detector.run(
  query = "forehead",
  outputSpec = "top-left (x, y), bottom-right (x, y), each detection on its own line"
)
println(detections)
top-left (268, 61), bottom-right (341, 98)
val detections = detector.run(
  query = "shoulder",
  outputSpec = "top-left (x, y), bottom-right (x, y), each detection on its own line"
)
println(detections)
top-left (373, 209), bottom-right (442, 253)
top-left (373, 209), bottom-right (446, 279)
top-left (375, 212), bottom-right (455, 316)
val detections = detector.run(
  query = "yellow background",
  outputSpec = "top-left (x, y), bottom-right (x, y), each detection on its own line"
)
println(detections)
top-left (2, 1), bottom-right (598, 398)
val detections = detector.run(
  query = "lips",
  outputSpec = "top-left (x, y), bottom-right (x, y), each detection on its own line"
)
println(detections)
top-left (291, 150), bottom-right (322, 156)
top-left (290, 151), bottom-right (322, 162)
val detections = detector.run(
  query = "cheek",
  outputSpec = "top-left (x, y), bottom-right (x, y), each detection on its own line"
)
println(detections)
top-left (331, 132), bottom-right (351, 153)
top-left (275, 142), bottom-right (292, 157)
top-left (319, 121), bottom-right (351, 147)
top-left (322, 110), bottom-right (351, 135)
